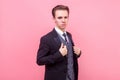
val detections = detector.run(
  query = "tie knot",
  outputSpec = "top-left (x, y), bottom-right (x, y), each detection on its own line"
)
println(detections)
top-left (63, 33), bottom-right (66, 37)
top-left (62, 33), bottom-right (68, 43)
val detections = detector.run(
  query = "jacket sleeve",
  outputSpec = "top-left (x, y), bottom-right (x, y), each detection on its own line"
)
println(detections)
top-left (36, 36), bottom-right (64, 65)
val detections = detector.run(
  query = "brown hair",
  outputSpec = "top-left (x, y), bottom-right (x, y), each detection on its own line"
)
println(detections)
top-left (52, 5), bottom-right (69, 18)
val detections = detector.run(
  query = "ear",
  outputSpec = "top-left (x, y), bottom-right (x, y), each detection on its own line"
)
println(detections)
top-left (53, 17), bottom-right (56, 23)
top-left (53, 17), bottom-right (55, 20)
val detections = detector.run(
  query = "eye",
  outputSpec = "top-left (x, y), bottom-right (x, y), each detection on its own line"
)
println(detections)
top-left (64, 16), bottom-right (68, 19)
top-left (58, 17), bottom-right (62, 19)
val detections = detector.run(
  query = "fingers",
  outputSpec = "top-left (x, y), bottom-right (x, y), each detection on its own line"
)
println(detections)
top-left (60, 43), bottom-right (66, 48)
top-left (64, 45), bottom-right (67, 49)
top-left (59, 43), bottom-right (67, 56)
top-left (60, 43), bottom-right (64, 48)
top-left (73, 46), bottom-right (81, 55)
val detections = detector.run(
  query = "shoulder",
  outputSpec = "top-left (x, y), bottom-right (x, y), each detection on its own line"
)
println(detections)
top-left (41, 31), bottom-right (52, 40)
top-left (40, 29), bottom-right (57, 41)
top-left (66, 31), bottom-right (72, 37)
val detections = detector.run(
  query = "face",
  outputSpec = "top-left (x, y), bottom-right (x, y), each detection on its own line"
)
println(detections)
top-left (53, 10), bottom-right (69, 32)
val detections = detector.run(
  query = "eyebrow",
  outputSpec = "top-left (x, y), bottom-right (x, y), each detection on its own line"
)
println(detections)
top-left (58, 16), bottom-right (62, 19)
top-left (57, 16), bottom-right (68, 19)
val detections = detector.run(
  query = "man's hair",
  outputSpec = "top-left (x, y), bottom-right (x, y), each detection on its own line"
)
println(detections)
top-left (52, 5), bottom-right (69, 18)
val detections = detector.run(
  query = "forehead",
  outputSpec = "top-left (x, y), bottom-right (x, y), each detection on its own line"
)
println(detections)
top-left (55, 10), bottom-right (69, 17)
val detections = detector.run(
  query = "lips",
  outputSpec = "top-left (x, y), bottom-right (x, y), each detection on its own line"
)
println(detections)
top-left (61, 23), bottom-right (66, 25)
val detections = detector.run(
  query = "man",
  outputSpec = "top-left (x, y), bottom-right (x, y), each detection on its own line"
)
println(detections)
top-left (36, 5), bottom-right (81, 80)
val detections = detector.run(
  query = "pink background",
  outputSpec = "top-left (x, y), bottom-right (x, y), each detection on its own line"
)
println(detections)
top-left (1, 0), bottom-right (120, 80)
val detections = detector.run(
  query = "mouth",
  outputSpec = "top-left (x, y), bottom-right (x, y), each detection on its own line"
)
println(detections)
top-left (62, 23), bottom-right (66, 25)
top-left (61, 24), bottom-right (66, 27)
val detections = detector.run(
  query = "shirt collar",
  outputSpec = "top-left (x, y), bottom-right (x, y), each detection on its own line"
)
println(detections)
top-left (55, 27), bottom-right (67, 36)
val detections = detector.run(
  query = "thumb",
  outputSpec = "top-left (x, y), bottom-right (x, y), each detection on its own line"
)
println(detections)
top-left (64, 45), bottom-right (67, 49)
top-left (60, 43), bottom-right (64, 48)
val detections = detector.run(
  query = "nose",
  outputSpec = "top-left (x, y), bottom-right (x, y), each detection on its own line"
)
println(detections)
top-left (62, 18), bottom-right (65, 22)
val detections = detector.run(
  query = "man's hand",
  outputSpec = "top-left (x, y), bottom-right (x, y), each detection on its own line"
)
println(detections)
top-left (59, 43), bottom-right (67, 56)
top-left (73, 46), bottom-right (81, 56)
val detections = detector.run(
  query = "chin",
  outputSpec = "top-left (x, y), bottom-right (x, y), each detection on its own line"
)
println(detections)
top-left (61, 27), bottom-right (66, 29)
top-left (61, 25), bottom-right (66, 28)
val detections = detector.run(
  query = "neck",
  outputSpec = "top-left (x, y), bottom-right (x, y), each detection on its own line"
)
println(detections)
top-left (61, 29), bottom-right (65, 32)
top-left (58, 27), bottom-right (65, 32)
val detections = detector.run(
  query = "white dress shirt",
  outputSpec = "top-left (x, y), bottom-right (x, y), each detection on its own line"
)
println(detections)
top-left (55, 27), bottom-right (69, 43)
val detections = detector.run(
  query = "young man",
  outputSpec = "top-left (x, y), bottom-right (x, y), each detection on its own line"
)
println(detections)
top-left (37, 5), bottom-right (81, 80)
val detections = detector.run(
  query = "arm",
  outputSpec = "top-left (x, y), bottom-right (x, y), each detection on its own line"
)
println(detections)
top-left (36, 37), bottom-right (64, 65)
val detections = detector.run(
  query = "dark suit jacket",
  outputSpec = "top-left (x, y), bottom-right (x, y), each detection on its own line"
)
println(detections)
top-left (37, 29), bottom-right (81, 80)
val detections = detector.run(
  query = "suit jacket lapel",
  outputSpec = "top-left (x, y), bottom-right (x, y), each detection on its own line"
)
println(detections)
top-left (51, 29), bottom-right (74, 47)
top-left (51, 29), bottom-right (61, 47)
top-left (67, 32), bottom-right (74, 46)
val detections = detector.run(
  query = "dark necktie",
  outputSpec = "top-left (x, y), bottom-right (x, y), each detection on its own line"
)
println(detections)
top-left (63, 33), bottom-right (74, 80)
top-left (63, 33), bottom-right (68, 43)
